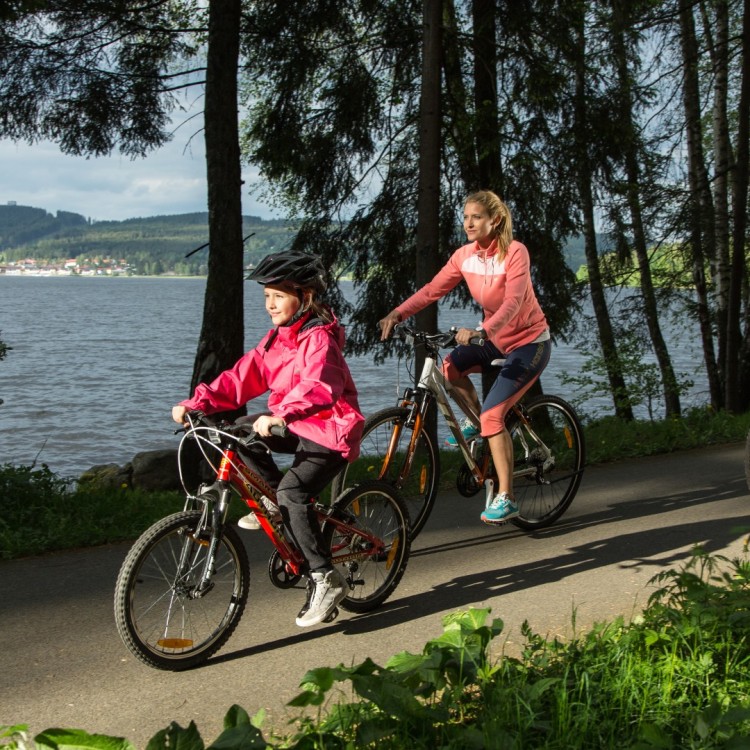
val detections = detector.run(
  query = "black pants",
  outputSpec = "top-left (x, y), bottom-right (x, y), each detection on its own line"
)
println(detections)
top-left (237, 421), bottom-right (346, 572)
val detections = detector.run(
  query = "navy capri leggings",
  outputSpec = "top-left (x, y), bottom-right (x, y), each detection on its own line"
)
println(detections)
top-left (444, 338), bottom-right (551, 436)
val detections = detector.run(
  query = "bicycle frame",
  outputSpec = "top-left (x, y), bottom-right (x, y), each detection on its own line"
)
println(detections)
top-left (181, 420), bottom-right (391, 584)
top-left (389, 326), bottom-right (557, 506)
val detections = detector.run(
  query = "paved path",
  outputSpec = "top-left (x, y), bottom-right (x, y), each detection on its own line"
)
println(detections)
top-left (2, 443), bottom-right (748, 746)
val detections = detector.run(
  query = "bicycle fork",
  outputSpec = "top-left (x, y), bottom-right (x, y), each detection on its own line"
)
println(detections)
top-left (183, 453), bottom-right (240, 598)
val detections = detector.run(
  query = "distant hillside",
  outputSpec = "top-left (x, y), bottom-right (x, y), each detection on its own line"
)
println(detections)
top-left (0, 203), bottom-right (297, 275)
top-left (0, 202), bottom-right (586, 275)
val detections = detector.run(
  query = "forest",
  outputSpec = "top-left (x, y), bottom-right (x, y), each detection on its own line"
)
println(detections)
top-left (1, 0), bottom-right (748, 419)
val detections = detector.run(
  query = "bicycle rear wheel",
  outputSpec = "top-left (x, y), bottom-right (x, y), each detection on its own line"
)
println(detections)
top-left (324, 479), bottom-right (410, 613)
top-left (114, 509), bottom-right (249, 670)
top-left (507, 394), bottom-right (585, 530)
top-left (330, 406), bottom-right (440, 539)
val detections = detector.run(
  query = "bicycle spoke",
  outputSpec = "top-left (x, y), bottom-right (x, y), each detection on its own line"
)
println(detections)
top-left (114, 511), bottom-right (250, 670)
top-left (325, 480), bottom-right (410, 613)
top-left (511, 395), bottom-right (585, 529)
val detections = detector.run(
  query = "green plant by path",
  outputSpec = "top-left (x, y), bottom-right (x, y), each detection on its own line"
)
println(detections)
top-left (0, 463), bottom-right (185, 559)
top-left (3, 549), bottom-right (750, 748)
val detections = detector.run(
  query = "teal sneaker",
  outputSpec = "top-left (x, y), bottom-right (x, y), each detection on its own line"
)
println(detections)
top-left (445, 419), bottom-right (481, 446)
top-left (481, 492), bottom-right (519, 525)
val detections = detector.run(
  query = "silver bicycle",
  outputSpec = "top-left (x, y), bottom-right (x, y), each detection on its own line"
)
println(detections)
top-left (331, 323), bottom-right (586, 539)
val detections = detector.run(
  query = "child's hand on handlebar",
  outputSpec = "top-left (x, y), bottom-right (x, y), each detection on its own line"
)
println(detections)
top-left (253, 414), bottom-right (286, 437)
top-left (378, 310), bottom-right (402, 341)
top-left (172, 405), bottom-right (188, 424)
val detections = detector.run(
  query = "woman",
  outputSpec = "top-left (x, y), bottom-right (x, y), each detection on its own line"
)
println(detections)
top-left (172, 251), bottom-right (364, 627)
top-left (379, 191), bottom-right (551, 525)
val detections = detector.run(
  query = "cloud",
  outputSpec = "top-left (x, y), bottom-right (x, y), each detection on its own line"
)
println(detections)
top-left (0, 132), bottom-right (277, 222)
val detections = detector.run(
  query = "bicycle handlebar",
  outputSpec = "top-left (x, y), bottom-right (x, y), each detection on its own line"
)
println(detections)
top-left (181, 411), bottom-right (289, 445)
top-left (393, 322), bottom-right (485, 349)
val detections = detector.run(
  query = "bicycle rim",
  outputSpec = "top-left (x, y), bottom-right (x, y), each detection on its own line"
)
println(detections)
top-left (510, 395), bottom-right (585, 530)
top-left (114, 510), bottom-right (249, 670)
top-left (330, 406), bottom-right (439, 539)
top-left (325, 479), bottom-right (410, 614)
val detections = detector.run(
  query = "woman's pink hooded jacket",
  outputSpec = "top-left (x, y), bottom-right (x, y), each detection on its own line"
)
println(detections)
top-left (395, 238), bottom-right (548, 354)
top-left (179, 311), bottom-right (364, 461)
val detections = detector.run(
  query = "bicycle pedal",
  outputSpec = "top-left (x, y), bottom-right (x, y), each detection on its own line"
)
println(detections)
top-left (323, 607), bottom-right (339, 623)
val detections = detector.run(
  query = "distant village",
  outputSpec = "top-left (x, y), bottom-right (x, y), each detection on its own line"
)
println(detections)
top-left (0, 257), bottom-right (132, 276)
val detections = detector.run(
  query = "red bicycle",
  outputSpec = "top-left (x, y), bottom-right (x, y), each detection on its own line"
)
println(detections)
top-left (114, 413), bottom-right (410, 670)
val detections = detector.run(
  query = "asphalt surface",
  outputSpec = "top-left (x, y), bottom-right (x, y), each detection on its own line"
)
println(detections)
top-left (2, 443), bottom-right (748, 746)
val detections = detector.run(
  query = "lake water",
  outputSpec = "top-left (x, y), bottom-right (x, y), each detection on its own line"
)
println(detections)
top-left (0, 276), bottom-right (709, 478)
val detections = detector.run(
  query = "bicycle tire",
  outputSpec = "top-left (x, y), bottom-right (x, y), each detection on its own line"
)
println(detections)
top-left (330, 406), bottom-right (440, 539)
top-left (506, 394), bottom-right (585, 530)
top-left (114, 509), bottom-right (250, 671)
top-left (324, 479), bottom-right (410, 613)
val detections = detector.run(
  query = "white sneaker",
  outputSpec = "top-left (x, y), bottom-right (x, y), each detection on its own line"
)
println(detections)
top-left (237, 496), bottom-right (280, 530)
top-left (295, 568), bottom-right (348, 627)
top-left (237, 513), bottom-right (261, 530)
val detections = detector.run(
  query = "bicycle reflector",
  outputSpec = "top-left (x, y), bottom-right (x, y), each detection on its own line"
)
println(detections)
top-left (156, 638), bottom-right (194, 649)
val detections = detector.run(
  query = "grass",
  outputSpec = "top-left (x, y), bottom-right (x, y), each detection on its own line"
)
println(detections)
top-left (1, 406), bottom-right (749, 560)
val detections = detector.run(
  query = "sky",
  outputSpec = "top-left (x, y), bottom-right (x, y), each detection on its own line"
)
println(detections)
top-left (0, 119), bottom-right (278, 223)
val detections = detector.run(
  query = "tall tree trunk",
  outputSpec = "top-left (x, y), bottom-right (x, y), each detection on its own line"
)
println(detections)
top-left (701, 0), bottom-right (732, 374)
top-left (610, 0), bottom-right (681, 417)
top-left (728, 0), bottom-right (750, 412)
top-left (678, 0), bottom-right (722, 409)
top-left (472, 0), bottom-right (501, 192)
top-left (572, 6), bottom-right (633, 420)
top-left (415, 0), bottom-right (442, 340)
top-left (415, 0), bottom-right (442, 436)
top-left (190, 0), bottom-right (245, 409)
top-left (442, 0), bottom-right (479, 189)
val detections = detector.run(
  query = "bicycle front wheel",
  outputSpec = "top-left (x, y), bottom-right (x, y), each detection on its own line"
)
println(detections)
top-left (114, 510), bottom-right (249, 671)
top-left (507, 394), bottom-right (585, 530)
top-left (330, 406), bottom-right (440, 539)
top-left (324, 479), bottom-right (410, 614)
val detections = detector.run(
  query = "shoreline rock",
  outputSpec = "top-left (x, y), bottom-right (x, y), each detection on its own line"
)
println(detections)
top-left (79, 449), bottom-right (182, 492)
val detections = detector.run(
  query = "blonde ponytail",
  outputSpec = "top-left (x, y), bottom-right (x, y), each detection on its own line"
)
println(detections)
top-left (465, 190), bottom-right (513, 258)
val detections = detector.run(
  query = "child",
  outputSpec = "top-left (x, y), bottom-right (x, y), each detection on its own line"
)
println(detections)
top-left (172, 251), bottom-right (364, 627)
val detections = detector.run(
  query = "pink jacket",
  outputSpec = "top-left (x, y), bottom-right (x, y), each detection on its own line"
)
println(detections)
top-left (396, 239), bottom-right (548, 354)
top-left (180, 311), bottom-right (364, 461)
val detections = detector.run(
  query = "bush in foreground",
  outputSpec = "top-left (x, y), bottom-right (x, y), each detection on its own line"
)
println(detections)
top-left (3, 548), bottom-right (750, 749)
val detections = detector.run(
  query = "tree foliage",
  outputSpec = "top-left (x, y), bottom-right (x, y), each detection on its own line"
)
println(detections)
top-left (0, 0), bottom-right (200, 157)
top-left (239, 0), bottom-right (580, 361)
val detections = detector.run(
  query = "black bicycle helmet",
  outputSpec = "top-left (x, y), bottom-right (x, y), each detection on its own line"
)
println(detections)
top-left (246, 251), bottom-right (327, 293)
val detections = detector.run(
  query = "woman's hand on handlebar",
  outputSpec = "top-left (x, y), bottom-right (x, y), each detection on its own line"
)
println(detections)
top-left (378, 310), bottom-right (402, 341)
top-left (454, 327), bottom-right (481, 346)
top-left (253, 413), bottom-right (286, 437)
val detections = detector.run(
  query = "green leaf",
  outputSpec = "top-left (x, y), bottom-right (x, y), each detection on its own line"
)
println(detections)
top-left (34, 729), bottom-right (136, 750)
top-left (1, 726), bottom-right (29, 739)
top-left (526, 677), bottom-right (560, 700)
top-left (349, 674), bottom-right (422, 718)
top-left (383, 650), bottom-right (424, 673)
top-left (222, 706), bottom-right (251, 729)
top-left (145, 721), bottom-right (204, 750)
top-left (206, 725), bottom-right (267, 750)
